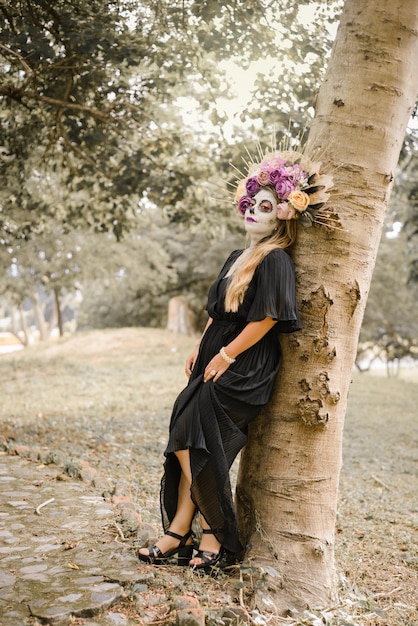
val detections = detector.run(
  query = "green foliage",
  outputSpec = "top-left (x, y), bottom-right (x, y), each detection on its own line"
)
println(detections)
top-left (0, 228), bottom-right (81, 302)
top-left (237, 1), bottom-right (344, 132)
top-left (0, 0), bottom-right (346, 332)
top-left (78, 214), bottom-right (244, 329)
top-left (0, 0), bottom-right (286, 244)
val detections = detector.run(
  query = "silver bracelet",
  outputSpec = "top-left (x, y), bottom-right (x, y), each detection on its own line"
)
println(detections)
top-left (220, 346), bottom-right (236, 364)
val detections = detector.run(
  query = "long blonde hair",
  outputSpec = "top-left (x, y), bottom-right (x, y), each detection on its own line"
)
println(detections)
top-left (224, 220), bottom-right (298, 313)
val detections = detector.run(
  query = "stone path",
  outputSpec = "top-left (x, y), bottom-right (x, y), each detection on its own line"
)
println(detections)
top-left (0, 449), bottom-right (250, 626)
top-left (0, 451), bottom-right (146, 626)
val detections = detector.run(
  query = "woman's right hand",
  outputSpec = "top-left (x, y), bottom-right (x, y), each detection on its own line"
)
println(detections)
top-left (185, 345), bottom-right (199, 378)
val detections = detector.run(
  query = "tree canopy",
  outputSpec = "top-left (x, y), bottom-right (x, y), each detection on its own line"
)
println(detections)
top-left (1, 0), bottom-right (416, 348)
top-left (0, 0), bottom-right (285, 242)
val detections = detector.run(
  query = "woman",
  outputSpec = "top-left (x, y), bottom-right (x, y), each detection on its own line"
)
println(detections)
top-left (138, 149), bottom-right (332, 569)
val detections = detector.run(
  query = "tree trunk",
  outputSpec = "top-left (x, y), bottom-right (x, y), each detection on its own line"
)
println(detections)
top-left (166, 295), bottom-right (196, 336)
top-left (10, 303), bottom-right (29, 346)
top-left (236, 0), bottom-right (418, 615)
top-left (10, 304), bottom-right (19, 337)
top-left (18, 306), bottom-right (29, 346)
top-left (31, 289), bottom-right (48, 341)
top-left (52, 287), bottom-right (64, 337)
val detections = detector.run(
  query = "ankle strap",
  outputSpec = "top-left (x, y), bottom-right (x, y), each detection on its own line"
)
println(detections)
top-left (166, 529), bottom-right (192, 542)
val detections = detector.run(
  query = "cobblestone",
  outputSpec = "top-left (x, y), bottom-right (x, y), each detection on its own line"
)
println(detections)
top-left (0, 451), bottom-right (143, 625)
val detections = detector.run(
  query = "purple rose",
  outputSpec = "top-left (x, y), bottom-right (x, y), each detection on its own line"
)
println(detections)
top-left (275, 179), bottom-right (295, 201)
top-left (289, 164), bottom-right (307, 183)
top-left (269, 169), bottom-right (283, 185)
top-left (245, 176), bottom-right (261, 196)
top-left (237, 195), bottom-right (254, 216)
top-left (281, 167), bottom-right (295, 179)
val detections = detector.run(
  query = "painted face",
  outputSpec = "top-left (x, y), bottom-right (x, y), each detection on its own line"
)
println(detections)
top-left (244, 189), bottom-right (278, 239)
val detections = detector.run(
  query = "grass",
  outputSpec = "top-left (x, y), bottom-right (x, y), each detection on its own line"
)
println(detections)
top-left (1, 327), bottom-right (417, 625)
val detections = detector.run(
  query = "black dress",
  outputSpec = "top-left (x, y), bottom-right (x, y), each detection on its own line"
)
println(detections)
top-left (160, 248), bottom-right (301, 554)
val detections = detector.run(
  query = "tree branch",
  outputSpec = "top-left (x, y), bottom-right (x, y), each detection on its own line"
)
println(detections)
top-left (0, 42), bottom-right (34, 77)
top-left (0, 85), bottom-right (110, 121)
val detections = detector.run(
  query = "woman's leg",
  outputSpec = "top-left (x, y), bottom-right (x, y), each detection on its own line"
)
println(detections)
top-left (167, 450), bottom-right (196, 535)
top-left (138, 449), bottom-right (195, 557)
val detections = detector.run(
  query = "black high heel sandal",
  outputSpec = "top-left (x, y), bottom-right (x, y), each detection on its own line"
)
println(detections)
top-left (190, 528), bottom-right (224, 570)
top-left (137, 529), bottom-right (193, 565)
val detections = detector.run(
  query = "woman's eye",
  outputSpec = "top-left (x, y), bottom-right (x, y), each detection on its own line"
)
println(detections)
top-left (260, 203), bottom-right (273, 212)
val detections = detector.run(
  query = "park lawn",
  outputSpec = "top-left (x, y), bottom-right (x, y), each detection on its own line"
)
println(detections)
top-left (1, 327), bottom-right (417, 625)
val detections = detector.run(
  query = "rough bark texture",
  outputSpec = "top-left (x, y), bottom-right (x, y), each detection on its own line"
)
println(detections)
top-left (236, 0), bottom-right (418, 615)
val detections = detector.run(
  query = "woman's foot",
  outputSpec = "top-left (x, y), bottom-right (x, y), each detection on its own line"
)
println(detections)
top-left (138, 529), bottom-right (193, 565)
top-left (189, 529), bottom-right (223, 569)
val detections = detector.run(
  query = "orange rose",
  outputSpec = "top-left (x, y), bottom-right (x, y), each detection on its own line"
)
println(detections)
top-left (288, 190), bottom-right (310, 212)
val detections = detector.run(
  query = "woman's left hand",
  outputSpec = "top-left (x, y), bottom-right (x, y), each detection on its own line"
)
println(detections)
top-left (203, 354), bottom-right (231, 383)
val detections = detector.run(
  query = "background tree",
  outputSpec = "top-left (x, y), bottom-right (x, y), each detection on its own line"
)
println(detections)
top-left (398, 129), bottom-right (418, 283)
top-left (236, 0), bottom-right (418, 614)
top-left (0, 225), bottom-right (82, 339)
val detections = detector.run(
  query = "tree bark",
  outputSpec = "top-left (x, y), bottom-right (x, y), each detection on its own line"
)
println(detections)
top-left (236, 0), bottom-right (418, 615)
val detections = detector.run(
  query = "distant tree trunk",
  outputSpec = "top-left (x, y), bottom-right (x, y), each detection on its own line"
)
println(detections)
top-left (47, 292), bottom-right (58, 337)
top-left (18, 306), bottom-right (29, 346)
top-left (10, 305), bottom-right (19, 336)
top-left (55, 288), bottom-right (64, 337)
top-left (49, 287), bottom-right (64, 337)
top-left (10, 304), bottom-right (29, 346)
top-left (236, 0), bottom-right (418, 615)
top-left (31, 289), bottom-right (48, 341)
top-left (166, 295), bottom-right (196, 335)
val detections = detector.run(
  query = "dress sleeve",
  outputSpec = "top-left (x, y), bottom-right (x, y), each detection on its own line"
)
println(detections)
top-left (246, 249), bottom-right (302, 333)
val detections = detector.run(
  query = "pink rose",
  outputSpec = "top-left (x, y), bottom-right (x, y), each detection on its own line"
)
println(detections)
top-left (277, 202), bottom-right (296, 221)
top-left (257, 170), bottom-right (270, 186)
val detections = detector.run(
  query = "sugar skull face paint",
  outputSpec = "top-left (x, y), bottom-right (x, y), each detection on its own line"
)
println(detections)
top-left (244, 189), bottom-right (279, 240)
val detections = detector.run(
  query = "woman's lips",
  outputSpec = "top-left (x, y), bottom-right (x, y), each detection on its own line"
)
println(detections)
top-left (246, 217), bottom-right (257, 222)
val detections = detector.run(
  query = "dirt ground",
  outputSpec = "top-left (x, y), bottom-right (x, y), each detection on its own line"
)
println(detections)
top-left (1, 328), bottom-right (417, 625)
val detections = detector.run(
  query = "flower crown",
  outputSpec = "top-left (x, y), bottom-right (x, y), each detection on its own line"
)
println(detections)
top-left (234, 149), bottom-right (334, 228)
